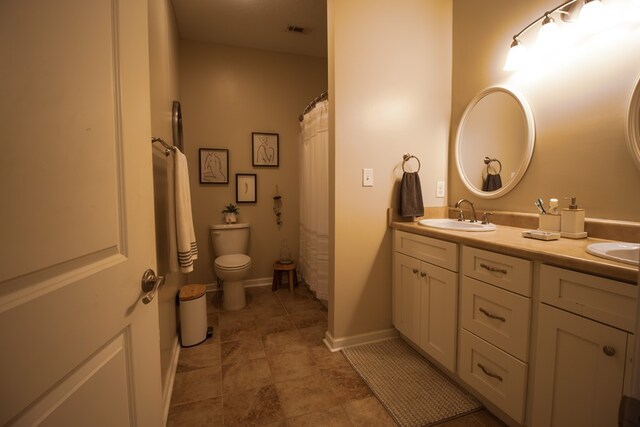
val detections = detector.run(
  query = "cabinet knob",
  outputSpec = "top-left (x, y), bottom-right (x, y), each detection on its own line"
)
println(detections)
top-left (603, 346), bottom-right (616, 357)
top-left (420, 272), bottom-right (427, 278)
top-left (412, 268), bottom-right (419, 274)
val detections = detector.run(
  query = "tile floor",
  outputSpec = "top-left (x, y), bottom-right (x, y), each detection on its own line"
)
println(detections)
top-left (167, 284), bottom-right (506, 427)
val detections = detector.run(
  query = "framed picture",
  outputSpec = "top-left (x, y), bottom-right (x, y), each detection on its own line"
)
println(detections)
top-left (236, 173), bottom-right (257, 203)
top-left (199, 148), bottom-right (229, 184)
top-left (252, 132), bottom-right (279, 167)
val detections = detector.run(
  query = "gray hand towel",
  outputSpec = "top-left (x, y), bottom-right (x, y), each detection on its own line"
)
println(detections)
top-left (482, 173), bottom-right (502, 192)
top-left (400, 172), bottom-right (424, 217)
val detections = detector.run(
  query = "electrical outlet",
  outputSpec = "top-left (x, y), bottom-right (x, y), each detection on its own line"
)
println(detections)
top-left (362, 168), bottom-right (374, 187)
top-left (436, 181), bottom-right (445, 198)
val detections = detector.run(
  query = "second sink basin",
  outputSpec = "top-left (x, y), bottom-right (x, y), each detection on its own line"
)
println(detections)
top-left (418, 218), bottom-right (496, 232)
top-left (586, 242), bottom-right (640, 266)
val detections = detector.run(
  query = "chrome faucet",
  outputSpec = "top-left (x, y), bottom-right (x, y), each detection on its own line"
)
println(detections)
top-left (455, 199), bottom-right (478, 223)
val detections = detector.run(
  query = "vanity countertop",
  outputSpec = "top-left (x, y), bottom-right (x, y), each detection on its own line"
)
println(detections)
top-left (391, 221), bottom-right (639, 284)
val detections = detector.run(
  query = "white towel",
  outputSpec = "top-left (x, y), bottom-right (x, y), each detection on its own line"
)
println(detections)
top-left (174, 150), bottom-right (198, 273)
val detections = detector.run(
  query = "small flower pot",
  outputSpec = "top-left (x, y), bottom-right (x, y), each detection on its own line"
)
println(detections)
top-left (224, 213), bottom-right (237, 224)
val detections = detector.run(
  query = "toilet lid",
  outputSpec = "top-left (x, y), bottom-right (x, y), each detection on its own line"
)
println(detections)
top-left (215, 254), bottom-right (251, 270)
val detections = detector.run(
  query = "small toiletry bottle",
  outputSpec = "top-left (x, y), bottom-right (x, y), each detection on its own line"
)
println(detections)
top-left (539, 198), bottom-right (561, 231)
top-left (560, 196), bottom-right (587, 239)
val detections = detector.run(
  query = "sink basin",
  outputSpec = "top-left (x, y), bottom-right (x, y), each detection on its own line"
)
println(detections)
top-left (418, 218), bottom-right (496, 232)
top-left (586, 242), bottom-right (640, 266)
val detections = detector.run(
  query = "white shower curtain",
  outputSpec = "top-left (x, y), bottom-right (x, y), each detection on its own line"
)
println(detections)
top-left (299, 99), bottom-right (329, 300)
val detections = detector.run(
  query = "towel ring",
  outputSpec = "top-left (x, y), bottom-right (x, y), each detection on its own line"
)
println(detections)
top-left (484, 157), bottom-right (502, 174)
top-left (402, 154), bottom-right (421, 173)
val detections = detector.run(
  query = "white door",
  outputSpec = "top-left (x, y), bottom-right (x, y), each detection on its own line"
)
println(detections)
top-left (393, 253), bottom-right (421, 343)
top-left (419, 261), bottom-right (457, 372)
top-left (0, 0), bottom-right (162, 425)
top-left (532, 304), bottom-right (627, 427)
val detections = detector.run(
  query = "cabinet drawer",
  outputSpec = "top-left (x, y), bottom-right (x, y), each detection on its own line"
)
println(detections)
top-left (462, 246), bottom-right (531, 297)
top-left (461, 276), bottom-right (531, 361)
top-left (459, 329), bottom-right (527, 424)
top-left (394, 230), bottom-right (458, 271)
top-left (540, 264), bottom-right (637, 332)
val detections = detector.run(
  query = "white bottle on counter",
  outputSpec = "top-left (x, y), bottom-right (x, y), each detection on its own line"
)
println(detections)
top-left (560, 196), bottom-right (587, 239)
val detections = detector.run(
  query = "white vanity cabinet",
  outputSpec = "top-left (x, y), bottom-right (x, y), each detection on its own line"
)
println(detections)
top-left (458, 246), bottom-right (532, 424)
top-left (530, 265), bottom-right (637, 427)
top-left (393, 230), bottom-right (458, 372)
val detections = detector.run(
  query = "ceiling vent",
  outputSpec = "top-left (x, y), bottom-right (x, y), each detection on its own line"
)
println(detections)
top-left (286, 25), bottom-right (309, 34)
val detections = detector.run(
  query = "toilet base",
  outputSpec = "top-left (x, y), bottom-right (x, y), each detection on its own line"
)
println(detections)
top-left (222, 279), bottom-right (246, 311)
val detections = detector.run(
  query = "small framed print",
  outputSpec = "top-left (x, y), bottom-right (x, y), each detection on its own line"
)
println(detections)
top-left (236, 173), bottom-right (257, 203)
top-left (199, 148), bottom-right (229, 184)
top-left (252, 132), bottom-right (279, 167)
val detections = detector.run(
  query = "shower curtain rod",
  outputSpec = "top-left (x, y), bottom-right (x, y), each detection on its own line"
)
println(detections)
top-left (298, 91), bottom-right (328, 121)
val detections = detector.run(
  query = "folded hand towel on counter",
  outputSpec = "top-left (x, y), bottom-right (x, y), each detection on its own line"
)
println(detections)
top-left (400, 172), bottom-right (424, 217)
top-left (174, 149), bottom-right (198, 273)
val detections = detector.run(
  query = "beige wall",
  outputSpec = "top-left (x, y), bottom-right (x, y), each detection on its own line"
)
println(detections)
top-left (451, 0), bottom-right (640, 221)
top-left (329, 0), bottom-right (452, 340)
top-left (179, 41), bottom-right (328, 285)
top-left (148, 0), bottom-right (184, 400)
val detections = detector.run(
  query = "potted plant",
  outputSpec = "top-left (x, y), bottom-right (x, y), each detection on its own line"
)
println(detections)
top-left (221, 203), bottom-right (239, 224)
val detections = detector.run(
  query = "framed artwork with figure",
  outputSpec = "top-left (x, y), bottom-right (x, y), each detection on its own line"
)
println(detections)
top-left (236, 174), bottom-right (257, 203)
top-left (252, 132), bottom-right (279, 167)
top-left (199, 148), bottom-right (229, 184)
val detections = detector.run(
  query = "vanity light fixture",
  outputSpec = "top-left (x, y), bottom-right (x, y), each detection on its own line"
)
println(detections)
top-left (580, 0), bottom-right (605, 25)
top-left (536, 13), bottom-right (561, 49)
top-left (503, 0), bottom-right (605, 71)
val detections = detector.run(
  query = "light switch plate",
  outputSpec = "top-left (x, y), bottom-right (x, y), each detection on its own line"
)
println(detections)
top-left (362, 168), bottom-right (373, 187)
top-left (436, 180), bottom-right (445, 198)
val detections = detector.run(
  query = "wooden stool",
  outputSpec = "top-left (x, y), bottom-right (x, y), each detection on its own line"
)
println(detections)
top-left (272, 261), bottom-right (298, 292)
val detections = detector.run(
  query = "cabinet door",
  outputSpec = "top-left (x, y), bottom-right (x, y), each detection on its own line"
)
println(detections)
top-left (419, 261), bottom-right (458, 372)
top-left (393, 253), bottom-right (421, 343)
top-left (531, 304), bottom-right (627, 427)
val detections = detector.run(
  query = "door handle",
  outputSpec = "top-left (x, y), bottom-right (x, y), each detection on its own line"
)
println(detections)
top-left (141, 269), bottom-right (164, 304)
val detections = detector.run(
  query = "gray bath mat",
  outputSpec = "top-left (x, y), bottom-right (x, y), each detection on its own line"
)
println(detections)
top-left (342, 338), bottom-right (482, 427)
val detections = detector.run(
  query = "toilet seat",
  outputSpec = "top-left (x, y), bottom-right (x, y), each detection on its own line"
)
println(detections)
top-left (215, 254), bottom-right (251, 270)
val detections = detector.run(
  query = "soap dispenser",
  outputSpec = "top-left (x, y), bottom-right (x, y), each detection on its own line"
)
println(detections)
top-left (560, 196), bottom-right (587, 239)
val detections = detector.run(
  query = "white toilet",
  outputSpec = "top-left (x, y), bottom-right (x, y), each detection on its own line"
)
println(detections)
top-left (210, 223), bottom-right (252, 311)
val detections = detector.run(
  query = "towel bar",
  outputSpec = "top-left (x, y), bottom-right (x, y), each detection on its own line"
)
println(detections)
top-left (151, 136), bottom-right (177, 156)
top-left (402, 153), bottom-right (421, 173)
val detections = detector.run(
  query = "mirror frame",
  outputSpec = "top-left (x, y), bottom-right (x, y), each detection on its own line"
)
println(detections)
top-left (626, 75), bottom-right (640, 172)
top-left (172, 100), bottom-right (183, 152)
top-left (454, 85), bottom-right (536, 199)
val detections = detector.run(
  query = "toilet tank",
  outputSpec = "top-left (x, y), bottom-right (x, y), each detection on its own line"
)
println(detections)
top-left (210, 223), bottom-right (250, 256)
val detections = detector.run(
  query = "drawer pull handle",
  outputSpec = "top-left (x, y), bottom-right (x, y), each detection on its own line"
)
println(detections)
top-left (420, 272), bottom-right (427, 278)
top-left (479, 307), bottom-right (506, 322)
top-left (412, 268), bottom-right (419, 274)
top-left (603, 346), bottom-right (616, 357)
top-left (477, 363), bottom-right (503, 382)
top-left (480, 263), bottom-right (507, 275)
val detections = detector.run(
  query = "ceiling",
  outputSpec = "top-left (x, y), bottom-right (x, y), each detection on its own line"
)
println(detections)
top-left (171, 0), bottom-right (328, 58)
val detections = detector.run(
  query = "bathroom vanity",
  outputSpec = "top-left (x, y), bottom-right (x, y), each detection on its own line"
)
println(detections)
top-left (391, 221), bottom-right (638, 427)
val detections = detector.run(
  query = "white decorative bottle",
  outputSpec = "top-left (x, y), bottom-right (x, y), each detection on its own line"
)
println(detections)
top-left (560, 196), bottom-right (587, 239)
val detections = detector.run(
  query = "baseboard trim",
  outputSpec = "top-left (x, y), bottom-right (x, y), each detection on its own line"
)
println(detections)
top-left (162, 335), bottom-right (180, 425)
top-left (323, 328), bottom-right (398, 352)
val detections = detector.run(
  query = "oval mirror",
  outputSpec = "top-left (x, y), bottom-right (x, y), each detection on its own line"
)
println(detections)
top-left (626, 76), bottom-right (640, 171)
top-left (455, 86), bottom-right (535, 199)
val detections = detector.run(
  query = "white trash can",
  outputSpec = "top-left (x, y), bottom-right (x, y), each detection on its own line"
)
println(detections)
top-left (179, 284), bottom-right (209, 347)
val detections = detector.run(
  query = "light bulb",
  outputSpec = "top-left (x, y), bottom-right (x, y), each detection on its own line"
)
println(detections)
top-left (537, 14), bottom-right (560, 51)
top-left (580, 0), bottom-right (604, 26)
top-left (504, 39), bottom-right (526, 71)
